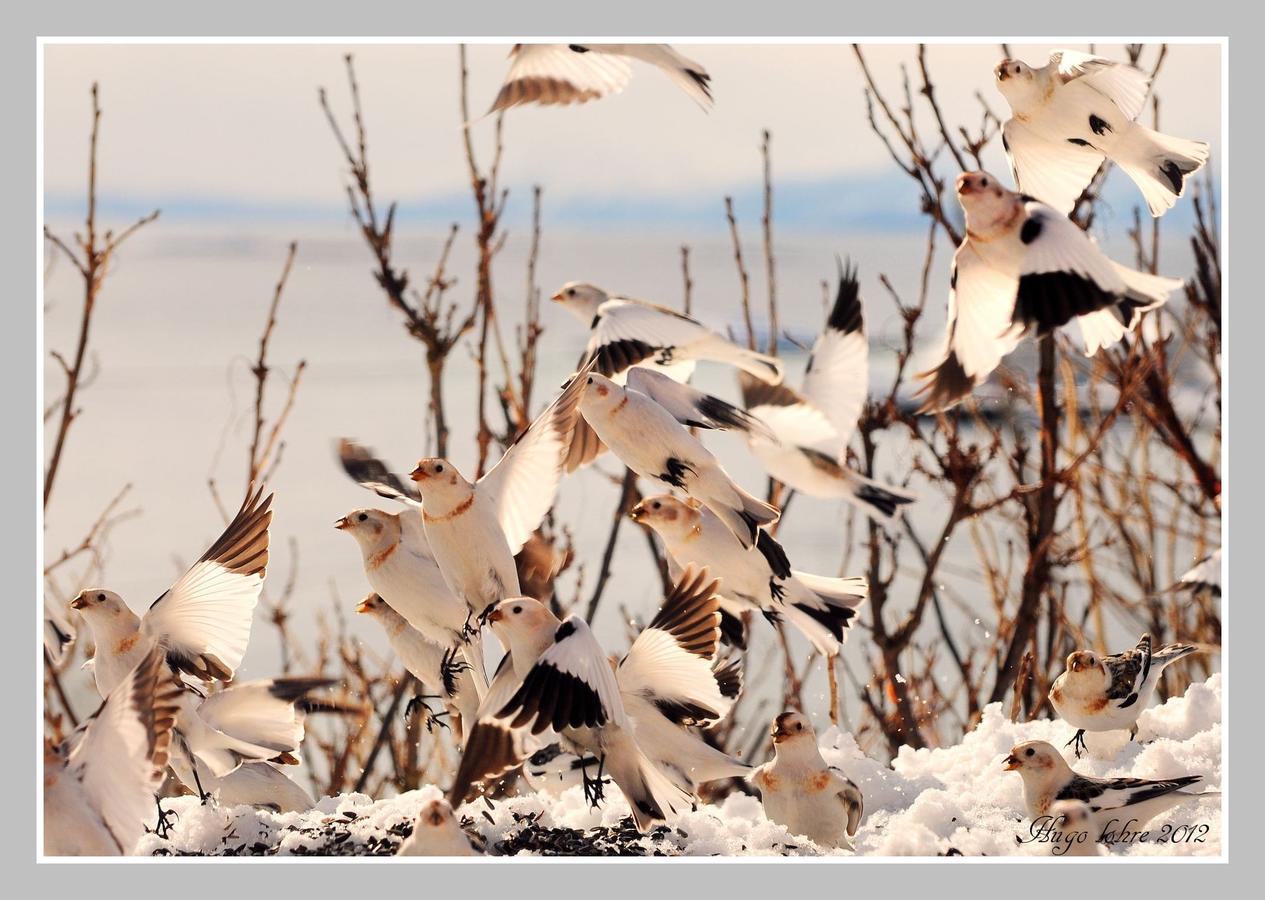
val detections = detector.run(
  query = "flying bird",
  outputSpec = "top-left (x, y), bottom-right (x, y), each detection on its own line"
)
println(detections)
top-left (488, 44), bottom-right (712, 114)
top-left (408, 366), bottom-right (590, 621)
top-left (396, 797), bottom-right (481, 856)
top-left (1049, 632), bottom-right (1200, 757)
top-left (750, 712), bottom-right (864, 850)
top-left (69, 487), bottom-right (272, 697)
top-left (44, 648), bottom-right (181, 856)
top-left (915, 171), bottom-right (1183, 413)
top-left (447, 596), bottom-right (691, 832)
top-left (995, 49), bottom-right (1209, 217)
top-left (580, 370), bottom-right (779, 549)
top-left (1003, 740), bottom-right (1214, 833)
top-left (740, 260), bottom-right (915, 526)
top-left (631, 495), bottom-right (866, 658)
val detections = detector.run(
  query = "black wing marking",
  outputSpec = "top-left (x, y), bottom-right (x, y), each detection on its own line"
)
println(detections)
top-left (1013, 270), bottom-right (1120, 336)
top-left (824, 257), bottom-right (864, 335)
top-left (755, 530), bottom-right (793, 581)
top-left (1104, 634), bottom-right (1152, 706)
top-left (645, 567), bottom-right (722, 659)
top-left (337, 439), bottom-right (423, 504)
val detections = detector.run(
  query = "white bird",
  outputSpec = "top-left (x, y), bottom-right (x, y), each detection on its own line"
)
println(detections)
top-left (488, 44), bottom-right (712, 114)
top-left (69, 487), bottom-right (272, 696)
top-left (995, 49), bottom-right (1209, 217)
top-left (614, 567), bottom-right (751, 794)
top-left (1177, 549), bottom-right (1222, 597)
top-left (1043, 799), bottom-right (1107, 857)
top-left (448, 597), bottom-right (691, 832)
top-left (44, 647), bottom-right (181, 856)
top-left (1003, 740), bottom-right (1213, 833)
top-left (580, 370), bottom-right (779, 549)
top-left (1049, 632), bottom-right (1200, 757)
top-left (749, 711), bottom-right (864, 851)
top-left (739, 260), bottom-right (915, 527)
top-left (630, 495), bottom-right (867, 658)
top-left (356, 592), bottom-right (482, 741)
top-left (187, 761), bottom-right (315, 813)
top-left (916, 171), bottom-right (1183, 413)
top-left (408, 366), bottom-right (590, 621)
top-left (396, 798), bottom-right (480, 857)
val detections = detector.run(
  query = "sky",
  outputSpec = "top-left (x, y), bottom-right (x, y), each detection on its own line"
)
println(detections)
top-left (42, 42), bottom-right (1223, 232)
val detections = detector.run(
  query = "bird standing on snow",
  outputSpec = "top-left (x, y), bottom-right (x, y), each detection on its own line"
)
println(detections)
top-left (996, 49), bottom-right (1209, 217)
top-left (448, 596), bottom-right (691, 832)
top-left (740, 260), bottom-right (914, 527)
top-left (70, 487), bottom-right (272, 697)
top-left (915, 171), bottom-right (1183, 412)
top-left (1003, 740), bottom-right (1213, 833)
top-left (408, 367), bottom-right (589, 623)
top-left (580, 370), bottom-right (779, 549)
top-left (488, 44), bottom-right (712, 114)
top-left (44, 648), bottom-right (182, 856)
top-left (750, 711), bottom-right (864, 851)
top-left (396, 798), bottom-right (480, 856)
top-left (1049, 632), bottom-right (1200, 757)
top-left (631, 495), bottom-right (866, 658)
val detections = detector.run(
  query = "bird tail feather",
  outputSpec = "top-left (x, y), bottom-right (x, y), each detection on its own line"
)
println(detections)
top-left (842, 470), bottom-right (916, 526)
top-left (1113, 125), bottom-right (1210, 217)
top-left (699, 335), bottom-right (785, 384)
top-left (605, 735), bottom-right (694, 832)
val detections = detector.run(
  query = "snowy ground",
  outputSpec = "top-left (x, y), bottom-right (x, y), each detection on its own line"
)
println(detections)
top-left (137, 675), bottom-right (1222, 858)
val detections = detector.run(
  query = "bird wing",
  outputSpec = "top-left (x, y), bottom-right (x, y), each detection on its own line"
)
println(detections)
top-left (140, 487), bottom-right (271, 683)
top-left (739, 373), bottom-right (837, 449)
top-left (914, 242), bottom-right (1022, 412)
top-left (1052, 50), bottom-right (1151, 121)
top-left (194, 677), bottom-right (334, 754)
top-left (449, 616), bottom-right (624, 805)
top-left (1002, 117), bottom-right (1104, 216)
top-left (43, 597), bottom-right (75, 665)
top-left (1178, 549), bottom-right (1221, 594)
top-left (480, 362), bottom-right (591, 554)
top-left (584, 299), bottom-right (712, 378)
top-left (337, 438), bottom-right (423, 507)
top-left (488, 44), bottom-right (633, 113)
top-left (1103, 634), bottom-right (1152, 707)
top-left (1057, 773), bottom-right (1203, 812)
top-left (627, 366), bottom-right (775, 441)
top-left (830, 767), bottom-right (865, 836)
top-left (617, 567), bottom-right (731, 725)
top-left (801, 259), bottom-right (869, 448)
top-left (66, 648), bottom-right (181, 854)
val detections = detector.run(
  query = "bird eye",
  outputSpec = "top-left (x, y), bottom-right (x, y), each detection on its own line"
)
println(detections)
top-left (651, 501), bottom-right (661, 510)
top-left (586, 377), bottom-right (593, 385)
top-left (96, 593), bottom-right (105, 602)
top-left (567, 288), bottom-right (575, 297)
top-left (436, 463), bottom-right (444, 473)
top-left (357, 513), bottom-right (368, 522)
top-left (795, 723), bottom-right (803, 731)
top-left (980, 176), bottom-right (989, 187)
top-left (512, 605), bottom-right (522, 614)
top-left (1025, 748), bottom-right (1035, 757)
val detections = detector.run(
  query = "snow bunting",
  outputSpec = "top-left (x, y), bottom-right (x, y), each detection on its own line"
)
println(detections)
top-left (44, 647), bottom-right (181, 856)
top-left (1003, 740), bottom-right (1212, 832)
top-left (1177, 549), bottom-right (1222, 597)
top-left (580, 371), bottom-right (779, 549)
top-left (409, 366), bottom-right (589, 621)
top-left (1050, 632), bottom-right (1200, 756)
top-left (740, 260), bottom-right (915, 526)
top-left (397, 798), bottom-right (480, 856)
top-left (615, 567), bottom-right (751, 793)
top-left (996, 50), bottom-right (1209, 217)
top-left (489, 44), bottom-right (712, 114)
top-left (915, 171), bottom-right (1183, 412)
top-left (69, 487), bottom-right (271, 696)
top-left (749, 712), bottom-right (864, 850)
top-left (522, 743), bottom-right (603, 797)
top-left (630, 495), bottom-right (866, 657)
top-left (448, 597), bottom-right (691, 832)
top-left (187, 760), bottom-right (314, 813)
top-left (1043, 799), bottom-right (1107, 857)
top-left (356, 592), bottom-right (482, 741)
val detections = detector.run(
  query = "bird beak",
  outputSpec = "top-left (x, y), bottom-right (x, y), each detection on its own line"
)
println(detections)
top-left (355, 599), bottom-right (372, 614)
top-left (550, 291), bottom-right (564, 302)
top-left (487, 608), bottom-right (504, 624)
top-left (69, 595), bottom-right (87, 610)
top-left (629, 502), bottom-right (647, 523)
top-left (334, 516), bottom-right (351, 530)
top-left (409, 466), bottom-right (428, 482)
top-left (771, 726), bottom-right (790, 743)
top-left (955, 173), bottom-right (974, 195)
top-left (1003, 754), bottom-right (1021, 771)
top-left (994, 61), bottom-right (1008, 81)
top-left (427, 809), bottom-right (446, 827)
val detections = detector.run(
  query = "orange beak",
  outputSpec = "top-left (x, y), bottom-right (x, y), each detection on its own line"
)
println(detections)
top-left (956, 173), bottom-right (974, 195)
top-left (355, 597), bottom-right (373, 614)
top-left (1003, 754), bottom-right (1021, 771)
top-left (487, 608), bottom-right (504, 624)
top-left (550, 291), bottom-right (564, 302)
top-left (629, 502), bottom-right (647, 522)
top-left (69, 595), bottom-right (87, 610)
top-left (334, 516), bottom-right (351, 530)
top-left (409, 466), bottom-right (427, 482)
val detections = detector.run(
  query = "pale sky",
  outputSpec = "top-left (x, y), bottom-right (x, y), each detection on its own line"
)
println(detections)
top-left (42, 42), bottom-right (1222, 227)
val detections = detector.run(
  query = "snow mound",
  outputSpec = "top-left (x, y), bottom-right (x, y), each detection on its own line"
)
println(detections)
top-left (137, 675), bottom-right (1222, 857)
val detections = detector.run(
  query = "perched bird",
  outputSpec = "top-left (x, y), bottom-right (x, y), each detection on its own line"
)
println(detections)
top-left (396, 798), bottom-right (480, 857)
top-left (749, 712), bottom-right (864, 851)
top-left (1044, 799), bottom-right (1106, 857)
top-left (488, 44), bottom-right (712, 114)
top-left (580, 370), bottom-right (779, 549)
top-left (630, 495), bottom-right (866, 657)
top-left (44, 647), bottom-right (182, 856)
top-left (1050, 632), bottom-right (1200, 757)
top-left (1003, 740), bottom-right (1213, 832)
top-left (356, 592), bottom-right (482, 740)
top-left (448, 597), bottom-right (691, 832)
top-left (614, 567), bottom-right (751, 793)
top-left (70, 487), bottom-right (272, 696)
top-left (915, 171), bottom-right (1183, 412)
top-left (995, 49), bottom-right (1209, 217)
top-left (409, 367), bottom-right (590, 621)
top-left (1177, 549), bottom-right (1222, 597)
top-left (739, 260), bottom-right (915, 526)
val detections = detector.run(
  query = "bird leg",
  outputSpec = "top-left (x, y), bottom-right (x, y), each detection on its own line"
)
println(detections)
top-left (581, 755), bottom-right (608, 809)
top-left (190, 764), bottom-right (211, 804)
top-left (440, 647), bottom-right (470, 695)
top-left (460, 610), bottom-right (481, 642)
top-left (152, 797), bottom-right (179, 838)
top-left (404, 694), bottom-right (451, 733)
top-left (1064, 729), bottom-right (1088, 759)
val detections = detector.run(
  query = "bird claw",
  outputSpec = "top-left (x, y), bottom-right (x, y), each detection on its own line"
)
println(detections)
top-left (1065, 729), bottom-right (1088, 759)
top-left (151, 800), bottom-right (179, 838)
top-left (405, 694), bottom-right (451, 734)
top-left (580, 756), bottom-right (608, 809)
top-left (440, 647), bottom-right (471, 695)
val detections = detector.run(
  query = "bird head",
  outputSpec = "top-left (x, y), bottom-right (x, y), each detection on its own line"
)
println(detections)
top-left (69, 588), bottom-right (126, 618)
top-left (577, 372), bottom-right (622, 416)
top-left (416, 797), bottom-right (457, 832)
top-left (355, 593), bottom-right (385, 617)
top-left (1065, 649), bottom-right (1103, 675)
top-left (1048, 799), bottom-right (1094, 831)
top-left (956, 171), bottom-right (1018, 234)
top-left (486, 597), bottom-right (557, 649)
top-left (629, 494), bottom-right (700, 539)
top-left (550, 282), bottom-right (607, 321)
top-left (993, 57), bottom-right (1039, 106)
top-left (1003, 740), bottom-right (1067, 780)
top-left (334, 508), bottom-right (398, 556)
top-left (771, 710), bottom-right (815, 747)
top-left (409, 458), bottom-right (472, 511)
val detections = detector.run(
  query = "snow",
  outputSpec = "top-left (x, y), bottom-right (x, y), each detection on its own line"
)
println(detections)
top-left (136, 674), bottom-right (1222, 858)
